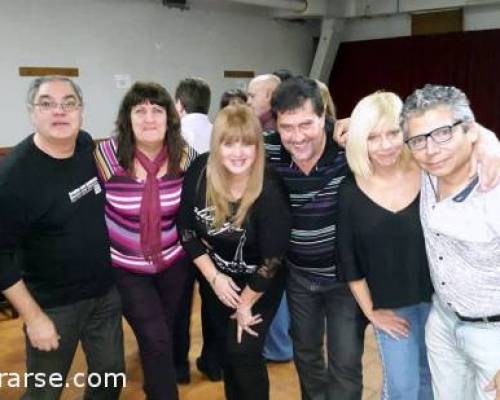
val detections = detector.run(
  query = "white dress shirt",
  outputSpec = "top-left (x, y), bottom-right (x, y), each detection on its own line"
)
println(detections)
top-left (420, 172), bottom-right (500, 318)
top-left (180, 113), bottom-right (213, 154)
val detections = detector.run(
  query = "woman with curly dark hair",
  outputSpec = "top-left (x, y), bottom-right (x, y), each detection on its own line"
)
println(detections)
top-left (94, 81), bottom-right (197, 400)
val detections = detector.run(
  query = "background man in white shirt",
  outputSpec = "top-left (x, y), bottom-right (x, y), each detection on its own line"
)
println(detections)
top-left (175, 77), bottom-right (212, 154)
top-left (174, 77), bottom-right (222, 383)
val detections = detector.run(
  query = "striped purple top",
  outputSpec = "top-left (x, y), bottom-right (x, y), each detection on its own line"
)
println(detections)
top-left (94, 138), bottom-right (197, 274)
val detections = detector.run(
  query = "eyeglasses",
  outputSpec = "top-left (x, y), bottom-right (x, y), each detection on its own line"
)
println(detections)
top-left (405, 120), bottom-right (463, 152)
top-left (33, 100), bottom-right (81, 113)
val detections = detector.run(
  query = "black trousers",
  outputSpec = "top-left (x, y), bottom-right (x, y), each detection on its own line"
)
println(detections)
top-left (173, 266), bottom-right (222, 371)
top-left (116, 258), bottom-right (189, 400)
top-left (199, 268), bottom-right (285, 400)
top-left (173, 264), bottom-right (196, 370)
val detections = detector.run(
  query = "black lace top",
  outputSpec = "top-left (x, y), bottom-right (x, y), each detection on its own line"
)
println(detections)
top-left (177, 153), bottom-right (291, 292)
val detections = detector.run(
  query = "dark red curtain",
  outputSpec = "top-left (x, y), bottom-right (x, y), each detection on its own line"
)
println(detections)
top-left (329, 29), bottom-right (500, 137)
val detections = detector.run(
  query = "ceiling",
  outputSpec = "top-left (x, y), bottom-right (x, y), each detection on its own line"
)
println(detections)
top-left (182, 0), bottom-right (500, 19)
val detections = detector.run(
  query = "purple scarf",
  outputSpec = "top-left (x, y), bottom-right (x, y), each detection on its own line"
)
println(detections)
top-left (135, 147), bottom-right (168, 265)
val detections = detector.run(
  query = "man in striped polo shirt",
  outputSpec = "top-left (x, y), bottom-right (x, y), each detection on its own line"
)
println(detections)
top-left (264, 76), bottom-right (366, 400)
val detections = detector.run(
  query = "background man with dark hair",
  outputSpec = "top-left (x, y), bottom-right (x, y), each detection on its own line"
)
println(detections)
top-left (175, 77), bottom-right (212, 154)
top-left (272, 68), bottom-right (293, 83)
top-left (174, 77), bottom-right (222, 384)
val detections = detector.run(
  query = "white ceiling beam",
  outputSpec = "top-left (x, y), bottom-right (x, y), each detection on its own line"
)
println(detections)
top-left (225, 0), bottom-right (306, 12)
top-left (399, 0), bottom-right (500, 13)
top-left (271, 0), bottom-right (330, 18)
top-left (270, 0), bottom-right (500, 18)
top-left (309, 18), bottom-right (344, 82)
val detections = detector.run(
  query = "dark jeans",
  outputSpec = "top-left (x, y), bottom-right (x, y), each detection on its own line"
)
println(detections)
top-left (262, 292), bottom-right (293, 361)
top-left (115, 257), bottom-right (189, 400)
top-left (23, 286), bottom-right (125, 400)
top-left (200, 268), bottom-right (285, 400)
top-left (173, 263), bottom-right (196, 370)
top-left (287, 270), bottom-right (367, 400)
top-left (173, 267), bottom-right (221, 371)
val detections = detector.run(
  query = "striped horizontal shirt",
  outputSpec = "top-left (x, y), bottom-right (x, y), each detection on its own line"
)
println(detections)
top-left (94, 138), bottom-right (197, 274)
top-left (264, 130), bottom-right (349, 282)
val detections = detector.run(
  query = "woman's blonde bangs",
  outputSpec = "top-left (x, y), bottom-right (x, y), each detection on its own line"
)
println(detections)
top-left (212, 105), bottom-right (261, 147)
top-left (206, 104), bottom-right (265, 228)
top-left (347, 91), bottom-right (403, 178)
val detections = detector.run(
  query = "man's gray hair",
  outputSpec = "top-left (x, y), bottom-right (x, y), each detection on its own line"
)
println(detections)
top-left (26, 75), bottom-right (84, 108)
top-left (401, 84), bottom-right (474, 137)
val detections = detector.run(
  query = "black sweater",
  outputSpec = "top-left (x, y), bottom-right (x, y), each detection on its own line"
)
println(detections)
top-left (0, 131), bottom-right (114, 308)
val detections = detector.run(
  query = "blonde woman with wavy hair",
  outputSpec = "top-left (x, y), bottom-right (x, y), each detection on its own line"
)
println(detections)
top-left (337, 91), bottom-right (434, 400)
top-left (346, 91), bottom-right (412, 178)
top-left (206, 105), bottom-right (266, 229)
top-left (178, 104), bottom-right (291, 400)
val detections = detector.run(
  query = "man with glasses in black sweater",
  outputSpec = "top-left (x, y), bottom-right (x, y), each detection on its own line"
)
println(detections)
top-left (0, 76), bottom-right (124, 399)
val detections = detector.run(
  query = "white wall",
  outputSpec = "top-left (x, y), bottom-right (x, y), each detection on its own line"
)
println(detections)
top-left (342, 3), bottom-right (500, 42)
top-left (0, 0), bottom-right (315, 146)
top-left (465, 4), bottom-right (500, 30)
top-left (342, 14), bottom-right (410, 42)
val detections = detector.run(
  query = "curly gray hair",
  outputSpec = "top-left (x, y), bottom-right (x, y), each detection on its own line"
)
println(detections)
top-left (400, 84), bottom-right (474, 138)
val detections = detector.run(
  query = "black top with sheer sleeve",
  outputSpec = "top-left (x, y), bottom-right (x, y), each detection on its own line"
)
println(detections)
top-left (177, 153), bottom-right (292, 293)
top-left (337, 176), bottom-right (433, 309)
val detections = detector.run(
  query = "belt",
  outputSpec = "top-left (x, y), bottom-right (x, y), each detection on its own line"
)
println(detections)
top-left (455, 313), bottom-right (500, 323)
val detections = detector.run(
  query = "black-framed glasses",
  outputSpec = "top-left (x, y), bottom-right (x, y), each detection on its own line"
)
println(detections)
top-left (405, 120), bottom-right (463, 152)
top-left (33, 100), bottom-right (81, 113)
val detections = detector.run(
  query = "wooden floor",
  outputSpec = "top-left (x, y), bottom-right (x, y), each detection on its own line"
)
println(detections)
top-left (0, 289), bottom-right (382, 399)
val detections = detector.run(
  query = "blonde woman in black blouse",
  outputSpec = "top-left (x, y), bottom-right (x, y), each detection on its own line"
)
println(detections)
top-left (337, 91), bottom-right (434, 400)
top-left (177, 104), bottom-right (291, 400)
